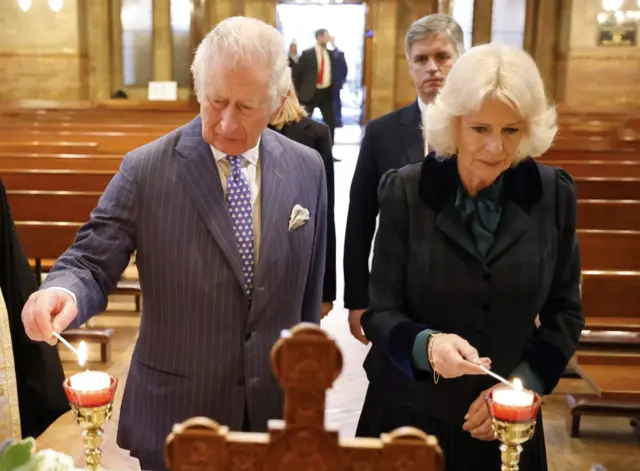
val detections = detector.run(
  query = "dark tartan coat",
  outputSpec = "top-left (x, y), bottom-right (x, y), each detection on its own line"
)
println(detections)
top-left (361, 154), bottom-right (584, 423)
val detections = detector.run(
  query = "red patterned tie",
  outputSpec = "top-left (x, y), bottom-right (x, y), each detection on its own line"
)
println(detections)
top-left (317, 52), bottom-right (324, 86)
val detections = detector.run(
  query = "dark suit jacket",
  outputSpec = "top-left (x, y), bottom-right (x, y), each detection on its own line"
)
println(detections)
top-left (344, 101), bottom-right (423, 310)
top-left (41, 118), bottom-right (327, 470)
top-left (361, 155), bottom-right (584, 424)
top-left (294, 47), bottom-right (334, 104)
top-left (288, 56), bottom-right (299, 90)
top-left (270, 117), bottom-right (336, 303)
top-left (0, 178), bottom-right (69, 438)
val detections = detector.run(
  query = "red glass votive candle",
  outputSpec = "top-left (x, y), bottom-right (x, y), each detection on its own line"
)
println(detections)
top-left (486, 386), bottom-right (542, 423)
top-left (63, 371), bottom-right (118, 408)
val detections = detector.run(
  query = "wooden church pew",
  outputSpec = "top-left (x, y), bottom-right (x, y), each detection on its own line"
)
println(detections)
top-left (0, 169), bottom-right (114, 191)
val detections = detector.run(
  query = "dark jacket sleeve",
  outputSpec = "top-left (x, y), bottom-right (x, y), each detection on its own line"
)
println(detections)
top-left (519, 169), bottom-right (584, 394)
top-left (360, 170), bottom-right (431, 381)
top-left (314, 124), bottom-right (336, 303)
top-left (343, 122), bottom-right (381, 310)
top-left (0, 178), bottom-right (69, 438)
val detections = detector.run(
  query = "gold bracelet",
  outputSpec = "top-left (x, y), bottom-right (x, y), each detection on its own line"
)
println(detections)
top-left (428, 333), bottom-right (447, 384)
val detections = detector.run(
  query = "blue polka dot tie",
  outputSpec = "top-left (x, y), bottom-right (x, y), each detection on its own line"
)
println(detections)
top-left (226, 155), bottom-right (254, 297)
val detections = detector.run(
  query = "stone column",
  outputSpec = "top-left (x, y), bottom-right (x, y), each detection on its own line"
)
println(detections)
top-left (523, 0), bottom-right (566, 103)
top-left (369, 0), bottom-right (399, 119)
top-left (244, 0), bottom-right (274, 24)
top-left (109, 0), bottom-right (124, 92)
top-left (85, 0), bottom-right (111, 100)
top-left (153, 0), bottom-right (173, 81)
top-left (472, 0), bottom-right (493, 45)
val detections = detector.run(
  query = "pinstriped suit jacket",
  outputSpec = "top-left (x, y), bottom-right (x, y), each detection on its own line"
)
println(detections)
top-left (41, 115), bottom-right (327, 469)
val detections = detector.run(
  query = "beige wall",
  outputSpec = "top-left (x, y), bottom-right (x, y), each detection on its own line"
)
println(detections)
top-left (0, 0), bottom-right (87, 101)
top-left (1, 0), bottom-right (638, 110)
top-left (563, 0), bottom-right (640, 106)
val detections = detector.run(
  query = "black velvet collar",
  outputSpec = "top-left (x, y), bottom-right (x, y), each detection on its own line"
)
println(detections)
top-left (419, 153), bottom-right (543, 214)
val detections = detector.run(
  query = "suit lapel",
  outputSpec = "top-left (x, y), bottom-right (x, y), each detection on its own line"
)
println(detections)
top-left (436, 204), bottom-right (483, 263)
top-left (398, 101), bottom-right (425, 165)
top-left (435, 199), bottom-right (530, 266)
top-left (175, 116), bottom-right (245, 288)
top-left (419, 155), bottom-right (542, 267)
top-left (485, 200), bottom-right (529, 265)
top-left (253, 130), bottom-right (288, 287)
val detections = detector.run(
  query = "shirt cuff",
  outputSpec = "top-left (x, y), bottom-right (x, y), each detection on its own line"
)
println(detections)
top-left (510, 361), bottom-right (545, 395)
top-left (412, 329), bottom-right (438, 372)
top-left (44, 287), bottom-right (77, 305)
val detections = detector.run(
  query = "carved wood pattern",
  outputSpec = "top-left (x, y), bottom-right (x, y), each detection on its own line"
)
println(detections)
top-left (164, 323), bottom-right (444, 471)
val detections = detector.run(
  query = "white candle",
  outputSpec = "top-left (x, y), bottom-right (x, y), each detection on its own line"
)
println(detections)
top-left (69, 371), bottom-right (111, 392)
top-left (493, 387), bottom-right (534, 407)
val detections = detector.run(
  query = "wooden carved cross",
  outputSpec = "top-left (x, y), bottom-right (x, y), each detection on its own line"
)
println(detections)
top-left (164, 323), bottom-right (444, 471)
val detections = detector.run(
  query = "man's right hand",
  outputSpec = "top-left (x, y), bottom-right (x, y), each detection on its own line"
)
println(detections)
top-left (21, 290), bottom-right (78, 345)
top-left (348, 309), bottom-right (369, 345)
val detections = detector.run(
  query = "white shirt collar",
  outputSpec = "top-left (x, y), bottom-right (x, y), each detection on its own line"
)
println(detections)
top-left (417, 97), bottom-right (428, 117)
top-left (210, 136), bottom-right (261, 166)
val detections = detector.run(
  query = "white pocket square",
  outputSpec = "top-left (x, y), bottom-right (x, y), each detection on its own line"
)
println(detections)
top-left (288, 204), bottom-right (310, 231)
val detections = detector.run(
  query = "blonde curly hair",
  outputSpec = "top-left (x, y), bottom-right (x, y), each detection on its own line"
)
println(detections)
top-left (425, 43), bottom-right (557, 162)
top-left (270, 86), bottom-right (308, 130)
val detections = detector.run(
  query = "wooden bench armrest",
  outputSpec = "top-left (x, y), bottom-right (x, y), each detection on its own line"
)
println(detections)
top-left (567, 394), bottom-right (640, 413)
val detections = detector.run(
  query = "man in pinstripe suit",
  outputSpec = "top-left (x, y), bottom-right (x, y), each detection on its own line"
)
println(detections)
top-left (21, 17), bottom-right (327, 470)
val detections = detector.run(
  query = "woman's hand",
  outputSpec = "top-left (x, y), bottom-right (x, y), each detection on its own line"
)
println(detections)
top-left (429, 334), bottom-right (491, 378)
top-left (463, 384), bottom-right (501, 441)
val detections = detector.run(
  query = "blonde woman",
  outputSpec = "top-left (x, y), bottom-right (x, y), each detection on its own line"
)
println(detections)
top-left (356, 43), bottom-right (583, 471)
top-left (269, 88), bottom-right (336, 318)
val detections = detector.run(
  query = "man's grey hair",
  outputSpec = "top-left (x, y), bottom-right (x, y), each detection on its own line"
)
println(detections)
top-left (405, 14), bottom-right (465, 58)
top-left (191, 16), bottom-right (291, 112)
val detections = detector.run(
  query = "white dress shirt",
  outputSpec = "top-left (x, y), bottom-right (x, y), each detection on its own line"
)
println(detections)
top-left (50, 139), bottom-right (264, 306)
top-left (315, 45), bottom-right (332, 90)
top-left (417, 97), bottom-right (429, 153)
top-left (210, 139), bottom-right (261, 209)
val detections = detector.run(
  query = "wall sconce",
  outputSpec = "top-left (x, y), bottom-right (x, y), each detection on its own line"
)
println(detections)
top-left (597, 0), bottom-right (638, 45)
top-left (602, 0), bottom-right (623, 10)
top-left (49, 0), bottom-right (63, 12)
top-left (598, 0), bottom-right (640, 23)
top-left (17, 0), bottom-right (32, 11)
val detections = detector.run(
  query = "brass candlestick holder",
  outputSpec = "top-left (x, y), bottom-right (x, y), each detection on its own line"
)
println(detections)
top-left (485, 388), bottom-right (542, 471)
top-left (63, 373), bottom-right (118, 471)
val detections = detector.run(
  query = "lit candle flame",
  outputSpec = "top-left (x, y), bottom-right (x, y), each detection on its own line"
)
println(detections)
top-left (78, 341), bottom-right (88, 367)
top-left (512, 378), bottom-right (524, 391)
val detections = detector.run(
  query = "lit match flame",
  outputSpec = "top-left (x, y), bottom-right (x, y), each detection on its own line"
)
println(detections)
top-left (512, 378), bottom-right (524, 391)
top-left (78, 341), bottom-right (88, 367)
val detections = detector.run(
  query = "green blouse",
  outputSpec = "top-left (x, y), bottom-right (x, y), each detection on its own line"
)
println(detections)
top-left (454, 174), bottom-right (504, 259)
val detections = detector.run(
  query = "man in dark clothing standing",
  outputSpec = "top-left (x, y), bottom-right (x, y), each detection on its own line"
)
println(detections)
top-left (293, 28), bottom-right (336, 145)
top-left (343, 14), bottom-right (465, 344)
